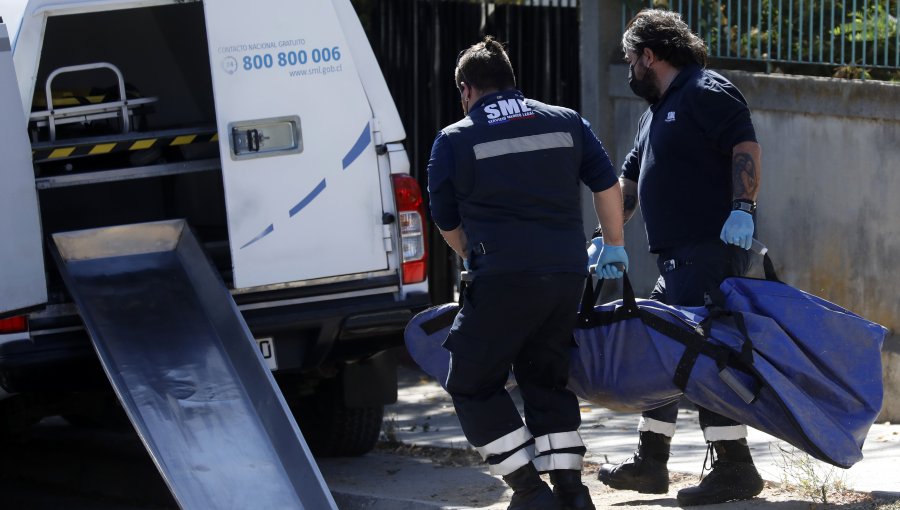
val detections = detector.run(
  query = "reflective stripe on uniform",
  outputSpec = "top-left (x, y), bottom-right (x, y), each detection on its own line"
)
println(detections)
top-left (638, 417), bottom-right (676, 437)
top-left (472, 132), bottom-right (573, 160)
top-left (476, 426), bottom-right (533, 461)
top-left (487, 445), bottom-right (535, 475)
top-left (702, 424), bottom-right (748, 442)
top-left (532, 453), bottom-right (583, 472)
top-left (533, 431), bottom-right (584, 454)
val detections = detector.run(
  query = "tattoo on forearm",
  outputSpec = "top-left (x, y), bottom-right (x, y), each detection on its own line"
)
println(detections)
top-left (732, 152), bottom-right (758, 199)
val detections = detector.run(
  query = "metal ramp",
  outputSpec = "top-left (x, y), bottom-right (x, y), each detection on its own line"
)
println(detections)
top-left (50, 219), bottom-right (336, 510)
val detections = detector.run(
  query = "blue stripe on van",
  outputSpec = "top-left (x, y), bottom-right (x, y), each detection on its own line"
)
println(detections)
top-left (341, 123), bottom-right (371, 169)
top-left (289, 178), bottom-right (327, 217)
top-left (240, 223), bottom-right (274, 249)
top-left (239, 123), bottom-right (368, 251)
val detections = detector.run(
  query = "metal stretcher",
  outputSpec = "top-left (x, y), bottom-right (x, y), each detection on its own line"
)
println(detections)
top-left (29, 62), bottom-right (158, 142)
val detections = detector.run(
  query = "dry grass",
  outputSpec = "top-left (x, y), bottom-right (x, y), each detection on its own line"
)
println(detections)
top-left (771, 443), bottom-right (864, 505)
top-left (375, 441), bottom-right (482, 467)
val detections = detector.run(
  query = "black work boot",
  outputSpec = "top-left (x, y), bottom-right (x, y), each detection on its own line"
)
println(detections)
top-left (502, 463), bottom-right (561, 510)
top-left (597, 431), bottom-right (670, 494)
top-left (549, 470), bottom-right (595, 510)
top-left (676, 439), bottom-right (765, 507)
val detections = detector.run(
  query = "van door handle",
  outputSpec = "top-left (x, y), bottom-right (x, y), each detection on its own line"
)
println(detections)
top-left (228, 116), bottom-right (302, 160)
top-left (247, 129), bottom-right (260, 152)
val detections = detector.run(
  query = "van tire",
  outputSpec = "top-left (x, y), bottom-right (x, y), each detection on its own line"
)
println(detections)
top-left (302, 403), bottom-right (384, 458)
top-left (288, 376), bottom-right (384, 457)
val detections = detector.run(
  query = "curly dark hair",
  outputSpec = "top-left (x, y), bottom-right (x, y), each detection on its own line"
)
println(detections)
top-left (455, 36), bottom-right (516, 92)
top-left (622, 9), bottom-right (708, 68)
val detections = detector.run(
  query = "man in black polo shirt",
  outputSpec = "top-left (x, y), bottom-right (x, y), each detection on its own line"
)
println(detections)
top-left (596, 9), bottom-right (765, 507)
top-left (429, 37), bottom-right (628, 509)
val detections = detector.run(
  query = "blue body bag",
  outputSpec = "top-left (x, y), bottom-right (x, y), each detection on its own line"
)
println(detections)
top-left (404, 255), bottom-right (887, 469)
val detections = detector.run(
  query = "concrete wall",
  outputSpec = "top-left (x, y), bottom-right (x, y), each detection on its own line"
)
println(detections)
top-left (581, 4), bottom-right (900, 420)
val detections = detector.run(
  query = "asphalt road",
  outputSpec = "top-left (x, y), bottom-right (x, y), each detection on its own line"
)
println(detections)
top-left (0, 417), bottom-right (178, 509)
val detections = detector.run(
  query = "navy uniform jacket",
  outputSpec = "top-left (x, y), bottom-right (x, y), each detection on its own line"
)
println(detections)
top-left (622, 65), bottom-right (757, 252)
top-left (428, 89), bottom-right (617, 276)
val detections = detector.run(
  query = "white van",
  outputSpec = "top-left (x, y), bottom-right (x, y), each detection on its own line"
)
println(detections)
top-left (0, 0), bottom-right (429, 456)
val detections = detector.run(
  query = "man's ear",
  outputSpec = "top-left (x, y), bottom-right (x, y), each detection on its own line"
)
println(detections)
top-left (642, 47), bottom-right (655, 66)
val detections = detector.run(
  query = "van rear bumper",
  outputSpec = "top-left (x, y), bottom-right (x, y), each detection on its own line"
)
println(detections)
top-left (0, 289), bottom-right (431, 394)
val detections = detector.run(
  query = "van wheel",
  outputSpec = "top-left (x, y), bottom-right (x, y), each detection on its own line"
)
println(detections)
top-left (288, 377), bottom-right (384, 457)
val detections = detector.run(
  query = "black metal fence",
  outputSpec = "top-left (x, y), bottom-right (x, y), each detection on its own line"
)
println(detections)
top-left (352, 0), bottom-right (581, 302)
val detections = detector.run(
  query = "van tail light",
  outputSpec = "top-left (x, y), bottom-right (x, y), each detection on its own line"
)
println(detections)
top-left (391, 173), bottom-right (428, 284)
top-left (0, 315), bottom-right (27, 334)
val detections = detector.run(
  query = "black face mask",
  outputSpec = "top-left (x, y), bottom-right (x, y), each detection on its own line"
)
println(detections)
top-left (628, 62), bottom-right (660, 104)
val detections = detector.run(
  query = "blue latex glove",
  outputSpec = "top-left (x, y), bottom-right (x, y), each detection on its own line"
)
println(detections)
top-left (586, 237), bottom-right (604, 272)
top-left (720, 210), bottom-right (754, 250)
top-left (594, 244), bottom-right (629, 280)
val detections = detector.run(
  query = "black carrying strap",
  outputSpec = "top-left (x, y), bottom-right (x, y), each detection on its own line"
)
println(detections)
top-left (729, 310), bottom-right (756, 367)
top-left (419, 271), bottom-right (469, 335)
top-left (578, 269), bottom-right (759, 393)
top-left (638, 308), bottom-right (737, 390)
top-left (762, 253), bottom-right (781, 282)
top-left (667, 295), bottom-right (761, 399)
top-left (578, 272), bottom-right (640, 328)
top-left (673, 339), bottom-right (702, 391)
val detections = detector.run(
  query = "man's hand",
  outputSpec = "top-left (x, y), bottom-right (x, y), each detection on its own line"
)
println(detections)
top-left (590, 242), bottom-right (629, 280)
top-left (720, 210), bottom-right (754, 250)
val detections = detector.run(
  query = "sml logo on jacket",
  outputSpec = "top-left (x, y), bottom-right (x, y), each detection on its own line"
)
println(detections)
top-left (484, 97), bottom-right (537, 125)
top-left (665, 111), bottom-right (676, 123)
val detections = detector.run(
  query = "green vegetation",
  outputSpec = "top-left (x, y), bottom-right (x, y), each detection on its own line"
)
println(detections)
top-left (632, 0), bottom-right (900, 80)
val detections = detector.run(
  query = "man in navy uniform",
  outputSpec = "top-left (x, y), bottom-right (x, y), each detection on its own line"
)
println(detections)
top-left (427, 36), bottom-right (628, 510)
top-left (597, 9), bottom-right (765, 507)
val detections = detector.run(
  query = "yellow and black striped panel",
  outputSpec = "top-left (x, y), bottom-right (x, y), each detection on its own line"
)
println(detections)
top-left (32, 131), bottom-right (219, 162)
top-left (33, 94), bottom-right (112, 108)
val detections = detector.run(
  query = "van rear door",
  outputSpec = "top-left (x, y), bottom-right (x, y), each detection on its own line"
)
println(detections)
top-left (203, 0), bottom-right (389, 289)
top-left (0, 21), bottom-right (47, 315)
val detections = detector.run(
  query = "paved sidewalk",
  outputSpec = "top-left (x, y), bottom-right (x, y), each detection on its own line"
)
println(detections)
top-left (321, 366), bottom-right (900, 509)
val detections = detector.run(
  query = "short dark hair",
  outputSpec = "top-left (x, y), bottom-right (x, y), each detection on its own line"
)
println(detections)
top-left (623, 9), bottom-right (708, 68)
top-left (455, 36), bottom-right (516, 92)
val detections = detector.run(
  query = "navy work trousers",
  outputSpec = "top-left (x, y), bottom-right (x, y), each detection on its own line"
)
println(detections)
top-left (643, 240), bottom-right (750, 431)
top-left (444, 272), bottom-right (585, 451)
